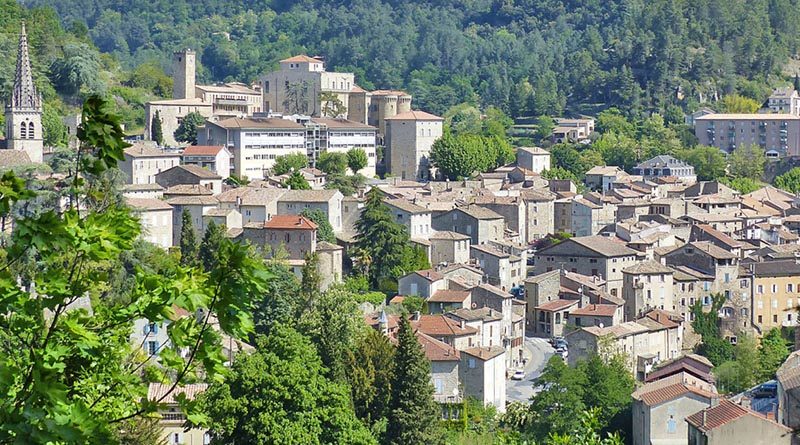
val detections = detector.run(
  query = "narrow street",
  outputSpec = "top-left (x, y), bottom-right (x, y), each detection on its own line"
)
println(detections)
top-left (507, 336), bottom-right (554, 403)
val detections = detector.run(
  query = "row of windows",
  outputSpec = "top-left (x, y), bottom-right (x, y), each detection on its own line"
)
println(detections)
top-left (755, 299), bottom-right (794, 309)
top-left (244, 132), bottom-right (304, 137)
top-left (329, 131), bottom-right (374, 137)
top-left (244, 144), bottom-right (305, 149)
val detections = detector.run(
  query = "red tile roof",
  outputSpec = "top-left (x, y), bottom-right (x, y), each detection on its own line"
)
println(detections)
top-left (385, 110), bottom-right (443, 121)
top-left (428, 290), bottom-right (471, 303)
top-left (413, 314), bottom-right (477, 337)
top-left (182, 145), bottom-right (225, 156)
top-left (535, 299), bottom-right (578, 312)
top-left (643, 309), bottom-right (682, 329)
top-left (280, 55), bottom-right (322, 63)
top-left (569, 304), bottom-right (618, 317)
top-left (416, 332), bottom-right (460, 361)
top-left (685, 400), bottom-right (791, 433)
top-left (264, 215), bottom-right (317, 230)
top-left (414, 269), bottom-right (444, 281)
top-left (148, 383), bottom-right (207, 404)
top-left (636, 383), bottom-right (717, 406)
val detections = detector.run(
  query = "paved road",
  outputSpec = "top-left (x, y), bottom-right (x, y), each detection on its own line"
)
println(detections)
top-left (507, 336), bottom-right (554, 403)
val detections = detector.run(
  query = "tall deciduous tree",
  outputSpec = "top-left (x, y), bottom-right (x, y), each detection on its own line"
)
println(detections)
top-left (318, 152), bottom-right (348, 175)
top-left (179, 208), bottom-right (198, 265)
top-left (386, 317), bottom-right (443, 445)
top-left (320, 91), bottom-right (347, 118)
top-left (347, 147), bottom-right (368, 174)
top-left (347, 328), bottom-right (396, 431)
top-left (203, 325), bottom-right (377, 444)
top-left (728, 144), bottom-right (765, 180)
top-left (284, 171), bottom-right (311, 190)
top-left (272, 153), bottom-right (308, 175)
top-left (300, 208), bottom-right (335, 243)
top-left (173, 111), bottom-right (205, 144)
top-left (678, 146), bottom-right (727, 181)
top-left (775, 168), bottom-right (800, 193)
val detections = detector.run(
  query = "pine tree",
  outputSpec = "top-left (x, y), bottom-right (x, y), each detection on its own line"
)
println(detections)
top-left (152, 110), bottom-right (163, 146)
top-left (179, 209), bottom-right (198, 266)
top-left (198, 220), bottom-right (224, 272)
top-left (794, 73), bottom-right (800, 93)
top-left (386, 317), bottom-right (444, 445)
top-left (355, 188), bottom-right (413, 288)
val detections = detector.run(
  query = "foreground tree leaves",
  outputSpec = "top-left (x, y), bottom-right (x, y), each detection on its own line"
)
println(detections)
top-left (0, 96), bottom-right (269, 444)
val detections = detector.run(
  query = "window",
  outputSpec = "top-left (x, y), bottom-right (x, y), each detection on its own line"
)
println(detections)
top-left (790, 284), bottom-right (795, 293)
top-left (468, 358), bottom-right (476, 369)
top-left (28, 122), bottom-right (34, 139)
top-left (774, 314), bottom-right (779, 323)
top-left (758, 285), bottom-right (764, 294)
top-left (434, 378), bottom-right (443, 394)
top-left (758, 315), bottom-right (763, 324)
top-left (667, 417), bottom-right (677, 434)
top-left (773, 284), bottom-right (778, 294)
top-left (148, 341), bottom-right (158, 356)
top-left (19, 122), bottom-right (26, 139)
top-left (773, 299), bottom-right (779, 309)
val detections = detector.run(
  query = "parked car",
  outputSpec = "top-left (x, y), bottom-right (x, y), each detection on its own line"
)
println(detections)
top-left (550, 336), bottom-right (565, 346)
top-left (753, 381), bottom-right (777, 398)
top-left (511, 370), bottom-right (526, 381)
top-left (556, 347), bottom-right (568, 359)
top-left (554, 339), bottom-right (569, 350)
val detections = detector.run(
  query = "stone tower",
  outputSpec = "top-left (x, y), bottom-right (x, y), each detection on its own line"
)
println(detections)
top-left (172, 49), bottom-right (196, 100)
top-left (5, 22), bottom-right (43, 163)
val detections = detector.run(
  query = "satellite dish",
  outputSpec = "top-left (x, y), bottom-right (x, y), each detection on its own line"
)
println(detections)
top-left (599, 323), bottom-right (605, 328)
top-left (471, 302), bottom-right (478, 309)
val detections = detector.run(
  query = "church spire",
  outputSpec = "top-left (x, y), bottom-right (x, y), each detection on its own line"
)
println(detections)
top-left (11, 22), bottom-right (42, 110)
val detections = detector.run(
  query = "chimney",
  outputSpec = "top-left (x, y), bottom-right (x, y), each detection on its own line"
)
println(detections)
top-left (702, 410), bottom-right (707, 427)
top-left (460, 319), bottom-right (465, 329)
top-left (412, 311), bottom-right (421, 321)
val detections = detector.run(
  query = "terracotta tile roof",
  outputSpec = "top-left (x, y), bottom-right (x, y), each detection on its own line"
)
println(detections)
top-left (622, 260), bottom-right (673, 275)
top-left (569, 304), bottom-right (617, 317)
top-left (413, 314), bottom-right (477, 337)
top-left (264, 215), bottom-right (317, 230)
top-left (645, 358), bottom-right (714, 384)
top-left (279, 189), bottom-right (340, 203)
top-left (182, 145), bottom-right (225, 156)
top-left (166, 195), bottom-right (218, 206)
top-left (471, 243), bottom-right (511, 258)
top-left (461, 346), bottom-right (505, 361)
top-left (148, 383), bottom-right (207, 404)
top-left (126, 197), bottom-right (172, 211)
top-left (777, 350), bottom-right (800, 390)
top-left (414, 269), bottom-right (444, 281)
top-left (364, 311), bottom-right (399, 330)
top-left (217, 187), bottom-right (286, 205)
top-left (693, 224), bottom-right (743, 248)
top-left (685, 400), bottom-right (791, 433)
top-left (385, 110), bottom-right (443, 121)
top-left (384, 198), bottom-right (428, 214)
top-left (370, 89), bottom-right (410, 96)
top-left (310, 118), bottom-right (376, 130)
top-left (430, 231), bottom-right (470, 241)
top-left (416, 331), bottom-right (460, 361)
top-left (539, 235), bottom-right (638, 258)
top-left (635, 383), bottom-right (717, 406)
top-left (0, 150), bottom-right (31, 167)
top-left (124, 144), bottom-right (180, 158)
top-left (213, 117), bottom-right (305, 130)
top-left (164, 184), bottom-right (214, 196)
top-left (447, 307), bottom-right (502, 322)
top-left (280, 54), bottom-right (322, 63)
top-left (687, 241), bottom-right (738, 260)
top-left (429, 290), bottom-right (471, 303)
top-left (162, 164), bottom-right (221, 179)
top-left (536, 299), bottom-right (579, 311)
top-left (456, 205), bottom-right (503, 220)
top-left (316, 241), bottom-right (343, 251)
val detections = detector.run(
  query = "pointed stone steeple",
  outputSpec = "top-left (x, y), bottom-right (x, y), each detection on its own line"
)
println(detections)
top-left (4, 22), bottom-right (44, 163)
top-left (11, 22), bottom-right (42, 111)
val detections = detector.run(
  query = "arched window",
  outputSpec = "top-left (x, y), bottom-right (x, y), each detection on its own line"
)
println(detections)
top-left (28, 122), bottom-right (34, 139)
top-left (19, 122), bottom-right (27, 139)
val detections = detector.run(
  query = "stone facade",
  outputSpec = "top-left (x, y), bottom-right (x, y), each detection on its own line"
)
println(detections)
top-left (385, 111), bottom-right (443, 181)
top-left (260, 55), bottom-right (354, 117)
top-left (4, 23), bottom-right (43, 163)
top-left (145, 99), bottom-right (213, 147)
top-left (120, 144), bottom-right (181, 185)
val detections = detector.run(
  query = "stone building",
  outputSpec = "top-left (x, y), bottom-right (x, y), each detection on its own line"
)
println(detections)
top-left (430, 231), bottom-right (471, 265)
top-left (260, 55), bottom-right (354, 117)
top-left (432, 205), bottom-right (505, 246)
top-left (622, 261), bottom-right (676, 322)
top-left (385, 110), bottom-right (443, 181)
top-left (144, 98), bottom-right (213, 147)
top-left (686, 400), bottom-right (792, 445)
top-left (515, 147), bottom-right (550, 174)
top-left (305, 118), bottom-right (377, 177)
top-left (631, 379), bottom-right (718, 445)
top-left (120, 143), bottom-right (181, 185)
top-left (242, 214), bottom-right (317, 260)
top-left (155, 164), bottom-right (223, 195)
top-left (277, 189), bottom-right (343, 232)
top-left (126, 198), bottom-right (173, 248)
top-left (198, 117), bottom-right (307, 179)
top-left (695, 113), bottom-right (800, 158)
top-left (460, 346), bottom-right (506, 413)
top-left (316, 241), bottom-right (343, 291)
top-left (181, 145), bottom-right (231, 179)
top-left (3, 23), bottom-right (43, 163)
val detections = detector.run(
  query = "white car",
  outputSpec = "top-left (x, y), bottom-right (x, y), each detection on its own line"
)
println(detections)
top-left (511, 370), bottom-right (526, 380)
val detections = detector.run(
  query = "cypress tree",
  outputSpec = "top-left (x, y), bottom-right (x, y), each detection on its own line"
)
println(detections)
top-left (386, 317), bottom-right (444, 445)
top-left (355, 188), bottom-right (412, 288)
top-left (179, 209), bottom-right (198, 266)
top-left (198, 220), bottom-right (224, 272)
top-left (301, 251), bottom-right (320, 297)
top-left (795, 73), bottom-right (800, 93)
top-left (152, 110), bottom-right (164, 146)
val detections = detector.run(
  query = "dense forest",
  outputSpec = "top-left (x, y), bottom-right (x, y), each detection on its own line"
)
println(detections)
top-left (25, 0), bottom-right (800, 117)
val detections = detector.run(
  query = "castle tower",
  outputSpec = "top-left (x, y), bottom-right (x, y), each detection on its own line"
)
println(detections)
top-left (5, 22), bottom-right (43, 163)
top-left (172, 49), bottom-right (196, 100)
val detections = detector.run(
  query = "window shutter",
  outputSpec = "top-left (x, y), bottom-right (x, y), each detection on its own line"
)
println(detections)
top-left (153, 323), bottom-right (159, 334)
top-left (143, 323), bottom-right (150, 335)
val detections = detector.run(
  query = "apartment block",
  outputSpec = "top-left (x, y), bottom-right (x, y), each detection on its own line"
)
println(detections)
top-left (694, 113), bottom-right (800, 157)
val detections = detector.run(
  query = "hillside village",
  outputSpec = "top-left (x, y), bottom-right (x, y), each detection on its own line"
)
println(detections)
top-left (6, 15), bottom-right (800, 445)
